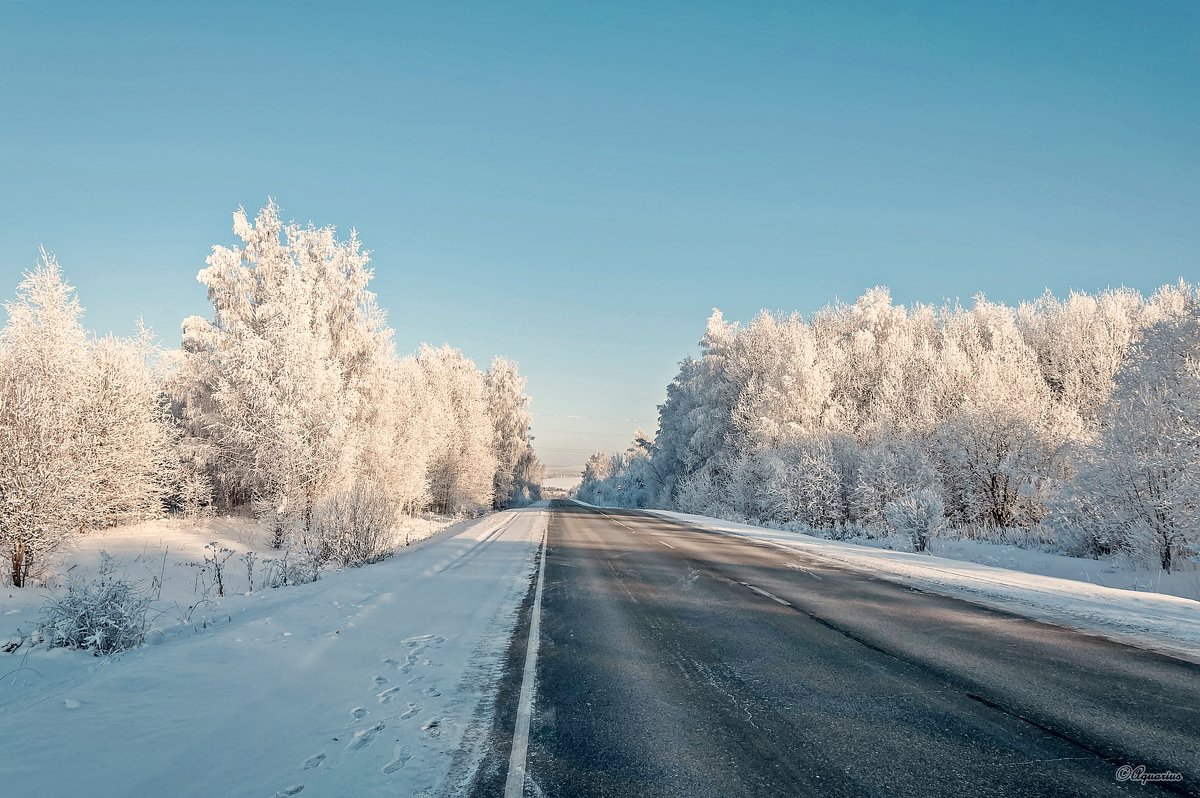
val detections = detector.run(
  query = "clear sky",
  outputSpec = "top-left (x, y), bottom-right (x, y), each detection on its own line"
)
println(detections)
top-left (1, 1), bottom-right (1197, 468)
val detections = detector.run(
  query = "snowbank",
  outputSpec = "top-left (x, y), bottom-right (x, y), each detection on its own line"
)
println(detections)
top-left (2, 512), bottom-right (460, 644)
top-left (646, 508), bottom-right (1200, 662)
top-left (0, 505), bottom-right (548, 798)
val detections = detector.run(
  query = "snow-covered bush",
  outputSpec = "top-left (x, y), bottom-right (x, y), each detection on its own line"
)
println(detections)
top-left (259, 548), bottom-right (318, 589)
top-left (767, 441), bottom-right (848, 529)
top-left (38, 553), bottom-right (154, 655)
top-left (672, 467), bottom-right (727, 518)
top-left (312, 483), bottom-right (399, 568)
top-left (883, 488), bottom-right (947, 553)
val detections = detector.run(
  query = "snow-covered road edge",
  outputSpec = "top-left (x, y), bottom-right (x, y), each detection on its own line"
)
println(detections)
top-left (0, 504), bottom-right (549, 798)
top-left (638, 506), bottom-right (1200, 663)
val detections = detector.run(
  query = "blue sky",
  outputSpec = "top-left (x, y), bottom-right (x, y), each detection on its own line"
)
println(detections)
top-left (1, 1), bottom-right (1197, 467)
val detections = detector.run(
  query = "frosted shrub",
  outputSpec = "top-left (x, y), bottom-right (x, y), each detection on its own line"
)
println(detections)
top-left (673, 469), bottom-right (726, 517)
top-left (39, 553), bottom-right (153, 655)
top-left (884, 489), bottom-right (947, 553)
top-left (313, 483), bottom-right (399, 568)
top-left (260, 548), bottom-right (317, 588)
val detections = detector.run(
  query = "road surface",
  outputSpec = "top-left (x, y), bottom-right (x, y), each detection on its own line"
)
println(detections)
top-left (469, 501), bottom-right (1200, 797)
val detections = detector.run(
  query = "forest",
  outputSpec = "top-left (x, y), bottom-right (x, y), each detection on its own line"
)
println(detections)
top-left (0, 201), bottom-right (542, 588)
top-left (577, 283), bottom-right (1200, 572)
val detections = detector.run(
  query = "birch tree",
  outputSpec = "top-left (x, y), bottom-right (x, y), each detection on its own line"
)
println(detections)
top-left (0, 254), bottom-right (90, 586)
top-left (179, 201), bottom-right (392, 529)
top-left (1, 255), bottom-right (172, 586)
top-left (419, 345), bottom-right (497, 514)
top-left (1062, 295), bottom-right (1200, 570)
top-left (485, 357), bottom-right (539, 509)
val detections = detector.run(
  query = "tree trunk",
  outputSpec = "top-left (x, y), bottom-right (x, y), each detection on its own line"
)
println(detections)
top-left (11, 544), bottom-right (24, 588)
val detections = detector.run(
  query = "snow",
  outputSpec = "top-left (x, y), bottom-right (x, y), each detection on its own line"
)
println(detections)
top-left (644, 508), bottom-right (1200, 663)
top-left (0, 505), bottom-right (548, 798)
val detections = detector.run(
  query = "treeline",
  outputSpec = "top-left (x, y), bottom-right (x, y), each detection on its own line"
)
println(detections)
top-left (578, 284), bottom-right (1200, 571)
top-left (0, 201), bottom-right (541, 588)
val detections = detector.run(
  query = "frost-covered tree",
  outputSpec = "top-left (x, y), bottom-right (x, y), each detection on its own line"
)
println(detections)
top-left (178, 201), bottom-right (393, 528)
top-left (0, 254), bottom-right (90, 586)
top-left (76, 328), bottom-right (174, 527)
top-left (1060, 295), bottom-right (1200, 570)
top-left (932, 298), bottom-right (1081, 527)
top-left (486, 357), bottom-right (542, 508)
top-left (358, 355), bottom-right (438, 515)
top-left (728, 312), bottom-right (832, 448)
top-left (850, 435), bottom-right (939, 527)
top-left (1017, 288), bottom-right (1144, 425)
top-left (884, 488), bottom-right (946, 552)
top-left (577, 451), bottom-right (616, 506)
top-left (419, 345), bottom-right (497, 514)
top-left (576, 434), bottom-right (657, 508)
top-left (584, 282), bottom-right (1200, 570)
top-left (0, 254), bottom-right (172, 586)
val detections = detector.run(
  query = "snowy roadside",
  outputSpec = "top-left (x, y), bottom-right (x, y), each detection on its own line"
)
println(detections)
top-left (0, 504), bottom-right (547, 798)
top-left (1, 512), bottom-right (460, 647)
top-left (636, 507), bottom-right (1200, 663)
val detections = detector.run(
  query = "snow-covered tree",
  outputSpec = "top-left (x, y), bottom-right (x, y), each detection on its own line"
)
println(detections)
top-left (583, 283), bottom-right (1200, 566)
top-left (932, 298), bottom-right (1081, 527)
top-left (1017, 288), bottom-right (1145, 425)
top-left (419, 345), bottom-right (497, 515)
top-left (850, 435), bottom-right (939, 527)
top-left (884, 488), bottom-right (946, 552)
top-left (76, 327), bottom-right (174, 528)
top-left (1060, 294), bottom-right (1200, 570)
top-left (577, 451), bottom-right (616, 506)
top-left (728, 311), bottom-right (832, 448)
top-left (358, 355), bottom-right (438, 515)
top-left (486, 357), bottom-right (541, 508)
top-left (178, 201), bottom-right (393, 528)
top-left (0, 254), bottom-right (90, 586)
top-left (0, 254), bottom-right (172, 587)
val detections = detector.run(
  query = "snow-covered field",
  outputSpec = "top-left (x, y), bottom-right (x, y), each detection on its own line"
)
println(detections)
top-left (1, 512), bottom-right (459, 633)
top-left (541, 475), bottom-right (582, 492)
top-left (638, 507), bottom-right (1200, 662)
top-left (0, 505), bottom-right (547, 798)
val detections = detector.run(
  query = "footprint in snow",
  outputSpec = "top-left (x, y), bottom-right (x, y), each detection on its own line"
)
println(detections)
top-left (400, 703), bottom-right (421, 720)
top-left (422, 686), bottom-right (441, 697)
top-left (402, 634), bottom-right (444, 646)
top-left (302, 753), bottom-right (326, 770)
top-left (373, 674), bottom-right (389, 686)
top-left (376, 686), bottom-right (400, 704)
top-left (348, 722), bottom-right (386, 751)
top-left (350, 707), bottom-right (368, 720)
top-left (421, 717), bottom-right (442, 738)
top-left (272, 787), bottom-right (304, 797)
top-left (381, 745), bottom-right (412, 774)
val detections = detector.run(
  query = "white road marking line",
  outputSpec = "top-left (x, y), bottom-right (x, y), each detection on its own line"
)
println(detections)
top-left (504, 518), bottom-right (549, 798)
top-left (739, 582), bottom-right (792, 607)
top-left (658, 540), bottom-right (676, 550)
top-left (589, 506), bottom-right (640, 534)
top-left (786, 562), bottom-right (822, 580)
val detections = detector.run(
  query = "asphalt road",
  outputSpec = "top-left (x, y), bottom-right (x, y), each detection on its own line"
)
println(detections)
top-left (471, 501), bottom-right (1200, 798)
